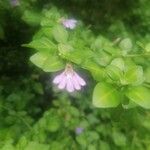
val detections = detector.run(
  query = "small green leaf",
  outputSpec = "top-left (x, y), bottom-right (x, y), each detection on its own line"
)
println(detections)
top-left (110, 58), bottom-right (125, 71)
top-left (106, 65), bottom-right (123, 81)
top-left (92, 82), bottom-right (120, 108)
top-left (93, 50), bottom-right (112, 67)
top-left (1, 143), bottom-right (15, 150)
top-left (145, 43), bottom-right (150, 52)
top-left (46, 116), bottom-right (61, 132)
top-left (52, 25), bottom-right (68, 43)
top-left (22, 10), bottom-right (42, 26)
top-left (145, 67), bottom-right (150, 83)
top-left (33, 27), bottom-right (53, 40)
top-left (126, 86), bottom-right (150, 109)
top-left (58, 43), bottom-right (74, 54)
top-left (25, 142), bottom-right (49, 150)
top-left (76, 134), bottom-right (87, 147)
top-left (119, 38), bottom-right (132, 51)
top-left (58, 44), bottom-right (93, 65)
top-left (87, 145), bottom-right (96, 150)
top-left (82, 61), bottom-right (104, 81)
top-left (122, 66), bottom-right (144, 85)
top-left (41, 18), bottom-right (54, 27)
top-left (91, 36), bottom-right (103, 51)
top-left (112, 130), bottom-right (127, 146)
top-left (43, 56), bottom-right (64, 72)
top-left (24, 37), bottom-right (56, 52)
top-left (99, 141), bottom-right (110, 150)
top-left (30, 52), bottom-right (64, 72)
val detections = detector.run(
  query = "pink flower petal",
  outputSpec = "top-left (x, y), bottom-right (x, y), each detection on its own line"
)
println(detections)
top-left (53, 72), bottom-right (64, 84)
top-left (66, 78), bottom-right (75, 92)
top-left (74, 72), bottom-right (86, 86)
top-left (58, 76), bottom-right (67, 89)
top-left (72, 75), bottom-right (81, 90)
top-left (62, 19), bottom-right (77, 29)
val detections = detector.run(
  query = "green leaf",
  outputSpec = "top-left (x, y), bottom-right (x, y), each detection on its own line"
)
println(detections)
top-left (58, 43), bottom-right (74, 54)
top-left (145, 67), bottom-right (150, 83)
top-left (22, 10), bottom-right (42, 26)
top-left (24, 37), bottom-right (56, 52)
top-left (33, 83), bottom-right (44, 94)
top-left (86, 131), bottom-right (99, 142)
top-left (92, 82), bottom-right (120, 108)
top-left (110, 58), bottom-right (125, 71)
top-left (112, 130), bottom-right (127, 146)
top-left (24, 142), bottom-right (49, 150)
top-left (119, 38), bottom-right (132, 52)
top-left (1, 143), bottom-right (15, 150)
top-left (46, 115), bottom-right (61, 132)
top-left (91, 36), bottom-right (103, 51)
top-left (30, 52), bottom-right (64, 72)
top-left (122, 66), bottom-right (144, 85)
top-left (76, 134), bottom-right (87, 147)
top-left (82, 61), bottom-right (104, 81)
top-left (16, 136), bottom-right (28, 150)
top-left (126, 86), bottom-right (150, 109)
top-left (145, 43), bottom-right (150, 52)
top-left (33, 27), bottom-right (53, 40)
top-left (87, 145), bottom-right (96, 150)
top-left (93, 50), bottom-right (112, 67)
top-left (52, 25), bottom-right (68, 43)
top-left (50, 142), bottom-right (63, 150)
top-left (58, 44), bottom-right (93, 65)
top-left (99, 141), bottom-right (110, 150)
top-left (106, 65), bottom-right (123, 81)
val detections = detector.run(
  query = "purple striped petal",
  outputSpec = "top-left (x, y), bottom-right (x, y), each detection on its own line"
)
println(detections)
top-left (74, 73), bottom-right (86, 86)
top-left (66, 78), bottom-right (75, 92)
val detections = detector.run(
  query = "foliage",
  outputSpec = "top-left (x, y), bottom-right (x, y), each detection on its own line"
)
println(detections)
top-left (24, 5), bottom-right (150, 109)
top-left (0, 0), bottom-right (150, 149)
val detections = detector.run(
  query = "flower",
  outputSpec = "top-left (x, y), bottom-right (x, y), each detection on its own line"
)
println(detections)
top-left (75, 127), bottom-right (84, 135)
top-left (61, 18), bottom-right (77, 29)
top-left (53, 64), bottom-right (86, 92)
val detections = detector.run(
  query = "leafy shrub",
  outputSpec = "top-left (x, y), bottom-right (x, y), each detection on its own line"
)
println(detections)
top-left (0, 0), bottom-right (150, 149)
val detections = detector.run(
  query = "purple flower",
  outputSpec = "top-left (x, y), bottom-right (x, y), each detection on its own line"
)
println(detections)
top-left (61, 19), bottom-right (77, 29)
top-left (53, 64), bottom-right (86, 92)
top-left (75, 127), bottom-right (84, 135)
top-left (10, 0), bottom-right (20, 7)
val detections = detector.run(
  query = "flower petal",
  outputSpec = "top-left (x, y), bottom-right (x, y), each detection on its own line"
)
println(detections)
top-left (58, 76), bottom-right (67, 89)
top-left (74, 72), bottom-right (86, 86)
top-left (53, 72), bottom-right (64, 84)
top-left (72, 75), bottom-right (81, 90)
top-left (66, 78), bottom-right (75, 92)
top-left (62, 19), bottom-right (77, 29)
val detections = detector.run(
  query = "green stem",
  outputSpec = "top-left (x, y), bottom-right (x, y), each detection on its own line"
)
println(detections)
top-left (125, 53), bottom-right (150, 57)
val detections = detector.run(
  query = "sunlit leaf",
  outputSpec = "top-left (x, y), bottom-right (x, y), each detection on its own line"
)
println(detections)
top-left (52, 25), bottom-right (68, 43)
top-left (126, 86), bottom-right (150, 109)
top-left (24, 37), bottom-right (56, 52)
top-left (92, 82), bottom-right (120, 108)
top-left (30, 52), bottom-right (64, 72)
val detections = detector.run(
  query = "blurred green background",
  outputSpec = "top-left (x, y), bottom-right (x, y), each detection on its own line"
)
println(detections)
top-left (0, 0), bottom-right (150, 149)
